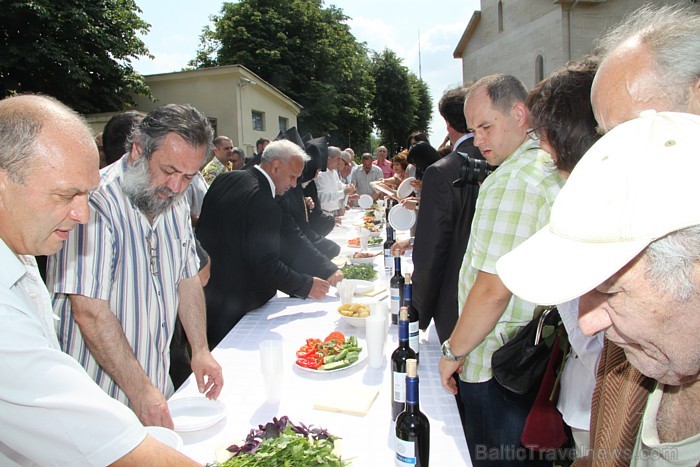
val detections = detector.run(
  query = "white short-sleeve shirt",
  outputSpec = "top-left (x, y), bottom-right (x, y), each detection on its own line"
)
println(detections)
top-left (0, 239), bottom-right (145, 466)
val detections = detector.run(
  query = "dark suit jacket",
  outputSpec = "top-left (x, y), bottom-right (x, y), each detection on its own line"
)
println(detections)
top-left (411, 137), bottom-right (483, 343)
top-left (302, 180), bottom-right (335, 237)
top-left (278, 190), bottom-right (339, 278)
top-left (282, 185), bottom-right (341, 260)
top-left (196, 168), bottom-right (313, 348)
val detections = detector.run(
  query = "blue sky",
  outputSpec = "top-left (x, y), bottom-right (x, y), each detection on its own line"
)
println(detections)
top-left (132, 0), bottom-right (481, 145)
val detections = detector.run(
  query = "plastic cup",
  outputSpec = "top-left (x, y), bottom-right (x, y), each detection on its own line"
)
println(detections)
top-left (337, 281), bottom-right (356, 305)
top-left (259, 340), bottom-right (283, 403)
top-left (366, 314), bottom-right (386, 369)
top-left (360, 228), bottom-right (370, 250)
top-left (370, 301), bottom-right (390, 334)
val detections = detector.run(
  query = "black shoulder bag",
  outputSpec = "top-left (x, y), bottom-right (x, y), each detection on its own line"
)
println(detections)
top-left (491, 306), bottom-right (560, 394)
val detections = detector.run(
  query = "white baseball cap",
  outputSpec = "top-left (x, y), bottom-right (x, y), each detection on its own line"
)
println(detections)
top-left (497, 111), bottom-right (700, 305)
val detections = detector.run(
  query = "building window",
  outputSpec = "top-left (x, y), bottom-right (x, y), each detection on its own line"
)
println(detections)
top-left (279, 117), bottom-right (288, 133)
top-left (535, 55), bottom-right (544, 83)
top-left (498, 1), bottom-right (503, 32)
top-left (252, 111), bottom-right (264, 131)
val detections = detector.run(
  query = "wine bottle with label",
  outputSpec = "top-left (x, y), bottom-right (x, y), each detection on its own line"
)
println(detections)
top-left (389, 253), bottom-right (404, 325)
top-left (395, 358), bottom-right (430, 467)
top-left (383, 224), bottom-right (395, 272)
top-left (403, 273), bottom-right (420, 360)
top-left (391, 307), bottom-right (417, 420)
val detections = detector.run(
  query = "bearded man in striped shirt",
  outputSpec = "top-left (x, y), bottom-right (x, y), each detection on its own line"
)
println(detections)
top-left (47, 104), bottom-right (224, 429)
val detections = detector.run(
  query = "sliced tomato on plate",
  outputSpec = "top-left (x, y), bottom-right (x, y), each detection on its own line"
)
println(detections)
top-left (324, 331), bottom-right (345, 345)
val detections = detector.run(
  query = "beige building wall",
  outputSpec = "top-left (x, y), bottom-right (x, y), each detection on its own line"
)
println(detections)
top-left (125, 65), bottom-right (301, 157)
top-left (454, 0), bottom-right (691, 90)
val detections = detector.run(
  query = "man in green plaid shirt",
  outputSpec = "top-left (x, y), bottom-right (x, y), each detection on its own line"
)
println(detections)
top-left (438, 74), bottom-right (564, 466)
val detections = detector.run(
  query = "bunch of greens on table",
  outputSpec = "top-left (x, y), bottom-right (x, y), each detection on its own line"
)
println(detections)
top-left (216, 416), bottom-right (349, 466)
top-left (340, 264), bottom-right (377, 280)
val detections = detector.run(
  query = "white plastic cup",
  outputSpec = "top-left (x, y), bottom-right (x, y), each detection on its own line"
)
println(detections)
top-left (365, 314), bottom-right (386, 369)
top-left (337, 281), bottom-right (356, 305)
top-left (370, 300), bottom-right (390, 334)
top-left (360, 228), bottom-right (370, 250)
top-left (259, 340), bottom-right (283, 403)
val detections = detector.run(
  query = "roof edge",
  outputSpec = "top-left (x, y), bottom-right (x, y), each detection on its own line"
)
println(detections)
top-left (143, 64), bottom-right (302, 111)
top-left (453, 11), bottom-right (481, 58)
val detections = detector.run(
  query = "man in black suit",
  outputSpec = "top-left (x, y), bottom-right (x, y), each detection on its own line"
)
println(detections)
top-left (196, 140), bottom-right (331, 348)
top-left (281, 136), bottom-right (341, 261)
top-left (411, 85), bottom-right (484, 343)
top-left (277, 134), bottom-right (342, 277)
top-left (243, 137), bottom-right (270, 169)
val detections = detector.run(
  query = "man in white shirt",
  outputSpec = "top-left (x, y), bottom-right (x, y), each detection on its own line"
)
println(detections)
top-left (0, 94), bottom-right (197, 466)
top-left (315, 146), bottom-right (355, 215)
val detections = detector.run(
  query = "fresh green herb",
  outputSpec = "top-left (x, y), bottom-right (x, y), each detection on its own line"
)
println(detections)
top-left (215, 416), bottom-right (349, 466)
top-left (341, 264), bottom-right (377, 280)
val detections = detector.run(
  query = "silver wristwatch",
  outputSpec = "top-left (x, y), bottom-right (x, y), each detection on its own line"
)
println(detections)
top-left (441, 340), bottom-right (467, 362)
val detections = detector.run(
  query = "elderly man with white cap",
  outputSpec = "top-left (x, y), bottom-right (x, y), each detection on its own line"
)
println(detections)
top-left (497, 111), bottom-right (700, 466)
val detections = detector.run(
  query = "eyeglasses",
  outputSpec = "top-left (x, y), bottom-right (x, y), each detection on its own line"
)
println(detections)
top-left (147, 233), bottom-right (159, 276)
top-left (527, 127), bottom-right (543, 141)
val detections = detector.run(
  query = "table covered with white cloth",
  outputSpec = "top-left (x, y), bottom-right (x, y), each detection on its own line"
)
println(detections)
top-left (170, 208), bottom-right (471, 466)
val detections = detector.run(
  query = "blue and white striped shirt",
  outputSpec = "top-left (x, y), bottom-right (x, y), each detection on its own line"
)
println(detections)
top-left (47, 157), bottom-right (199, 405)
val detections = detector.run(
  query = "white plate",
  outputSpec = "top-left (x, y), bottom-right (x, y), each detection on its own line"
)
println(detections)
top-left (295, 344), bottom-right (367, 373)
top-left (388, 204), bottom-right (416, 231)
top-left (168, 397), bottom-right (226, 432)
top-left (358, 194), bottom-right (373, 209)
top-left (145, 426), bottom-right (183, 450)
top-left (343, 279), bottom-right (374, 294)
top-left (396, 177), bottom-right (416, 199)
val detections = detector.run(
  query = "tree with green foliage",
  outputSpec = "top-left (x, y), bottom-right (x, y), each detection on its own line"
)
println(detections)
top-left (191, 0), bottom-right (374, 147)
top-left (370, 49), bottom-right (416, 155)
top-left (0, 0), bottom-right (152, 114)
top-left (408, 74), bottom-right (432, 140)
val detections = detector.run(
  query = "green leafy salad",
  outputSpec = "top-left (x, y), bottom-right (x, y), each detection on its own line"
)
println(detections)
top-left (340, 264), bottom-right (377, 281)
top-left (213, 416), bottom-right (349, 466)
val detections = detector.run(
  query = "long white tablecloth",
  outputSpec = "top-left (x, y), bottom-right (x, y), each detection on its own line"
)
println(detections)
top-left (171, 208), bottom-right (471, 466)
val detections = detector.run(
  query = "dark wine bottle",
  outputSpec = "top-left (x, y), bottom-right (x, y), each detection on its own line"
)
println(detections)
top-left (389, 253), bottom-right (405, 325)
top-left (395, 358), bottom-right (430, 466)
top-left (383, 224), bottom-right (395, 272)
top-left (403, 273), bottom-right (420, 360)
top-left (391, 307), bottom-right (417, 420)
top-left (385, 198), bottom-right (393, 223)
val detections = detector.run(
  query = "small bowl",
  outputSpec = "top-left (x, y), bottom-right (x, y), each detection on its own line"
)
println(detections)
top-left (337, 302), bottom-right (370, 328)
top-left (145, 426), bottom-right (183, 451)
top-left (340, 313), bottom-right (367, 328)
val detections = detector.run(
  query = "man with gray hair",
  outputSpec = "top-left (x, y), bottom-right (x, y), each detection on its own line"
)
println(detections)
top-left (231, 146), bottom-right (246, 171)
top-left (338, 149), bottom-right (353, 185)
top-left (315, 146), bottom-right (356, 215)
top-left (591, 3), bottom-right (700, 133)
top-left (0, 95), bottom-right (199, 464)
top-left (509, 3), bottom-right (700, 462)
top-left (197, 140), bottom-right (331, 348)
top-left (48, 104), bottom-right (223, 429)
top-left (373, 145), bottom-right (394, 178)
top-left (497, 111), bottom-right (700, 466)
